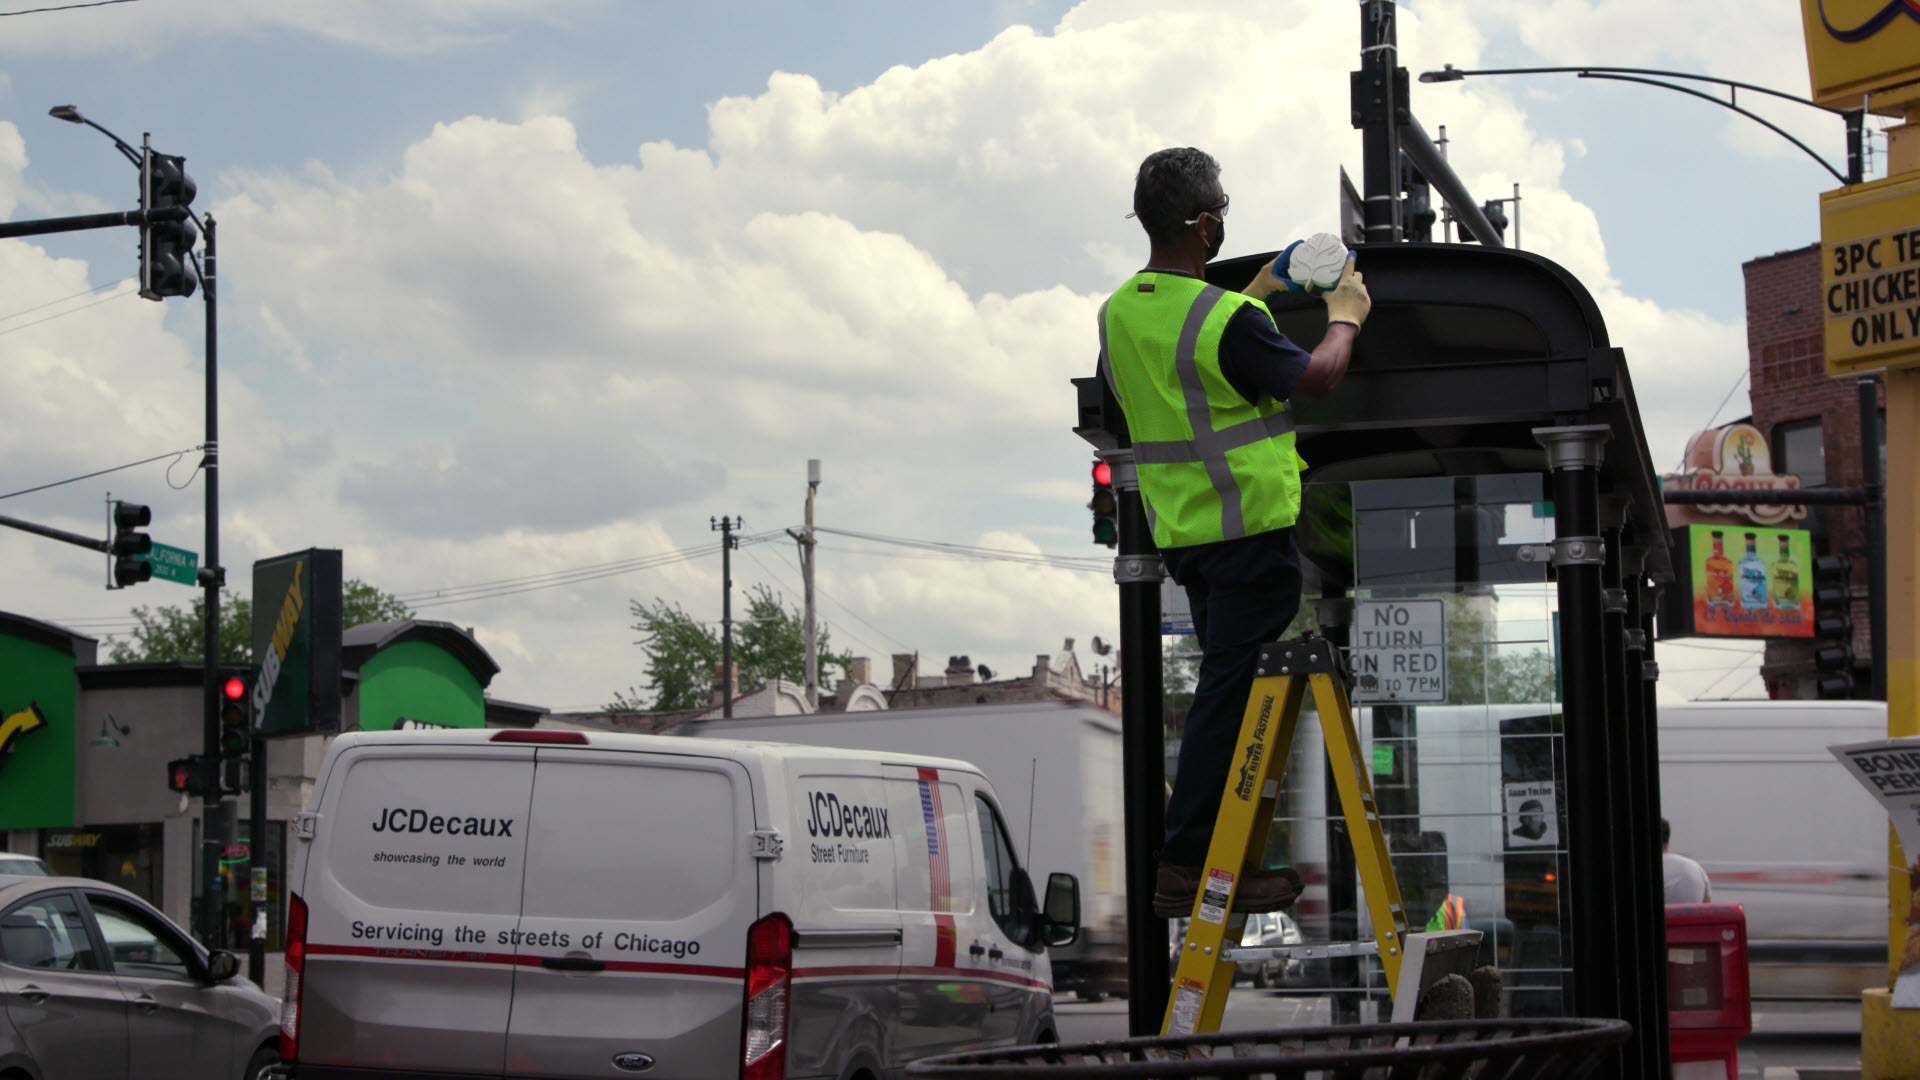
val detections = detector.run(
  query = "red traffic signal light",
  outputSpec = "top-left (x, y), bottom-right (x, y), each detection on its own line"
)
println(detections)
top-left (223, 676), bottom-right (246, 701)
top-left (1089, 459), bottom-right (1117, 547)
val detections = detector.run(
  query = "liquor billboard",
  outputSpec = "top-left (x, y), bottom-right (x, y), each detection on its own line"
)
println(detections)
top-left (1681, 525), bottom-right (1815, 639)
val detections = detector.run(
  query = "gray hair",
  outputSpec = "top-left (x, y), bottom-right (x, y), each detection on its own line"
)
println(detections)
top-left (1132, 147), bottom-right (1221, 242)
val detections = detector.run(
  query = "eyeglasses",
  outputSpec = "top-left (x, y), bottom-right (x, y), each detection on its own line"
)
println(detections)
top-left (1123, 194), bottom-right (1230, 223)
top-left (1184, 194), bottom-right (1228, 225)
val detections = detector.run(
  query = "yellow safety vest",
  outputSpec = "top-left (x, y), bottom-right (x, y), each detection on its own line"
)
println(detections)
top-left (1100, 272), bottom-right (1305, 549)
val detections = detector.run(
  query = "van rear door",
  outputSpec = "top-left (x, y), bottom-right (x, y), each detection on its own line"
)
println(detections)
top-left (297, 743), bottom-right (536, 1074)
top-left (502, 746), bottom-right (757, 1079)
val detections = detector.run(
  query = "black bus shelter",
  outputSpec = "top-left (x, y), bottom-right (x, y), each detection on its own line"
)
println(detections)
top-left (1079, 240), bottom-right (1675, 1080)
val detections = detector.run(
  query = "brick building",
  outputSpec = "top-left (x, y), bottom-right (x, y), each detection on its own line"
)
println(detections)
top-left (1742, 244), bottom-right (1884, 696)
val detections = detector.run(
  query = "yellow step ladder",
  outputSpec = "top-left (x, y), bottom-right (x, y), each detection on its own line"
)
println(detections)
top-left (1162, 635), bottom-right (1461, 1036)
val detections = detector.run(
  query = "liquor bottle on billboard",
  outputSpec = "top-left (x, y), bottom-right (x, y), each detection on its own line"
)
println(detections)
top-left (1737, 532), bottom-right (1769, 610)
top-left (1771, 534), bottom-right (1802, 611)
top-left (1704, 531), bottom-right (1736, 610)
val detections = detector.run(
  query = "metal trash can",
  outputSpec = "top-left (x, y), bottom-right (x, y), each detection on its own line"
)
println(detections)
top-left (905, 1018), bottom-right (1630, 1079)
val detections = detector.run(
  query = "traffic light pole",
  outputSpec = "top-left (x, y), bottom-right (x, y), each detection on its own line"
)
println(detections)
top-left (199, 214), bottom-right (228, 950)
top-left (0, 205), bottom-right (186, 241)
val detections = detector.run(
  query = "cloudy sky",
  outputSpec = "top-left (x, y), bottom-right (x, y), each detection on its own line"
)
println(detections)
top-left (1, 0), bottom-right (1866, 710)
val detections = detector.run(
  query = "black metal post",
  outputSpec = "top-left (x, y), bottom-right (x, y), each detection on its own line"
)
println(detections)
top-left (1535, 426), bottom-right (1628, 1067)
top-left (248, 736), bottom-right (267, 981)
top-left (1846, 108), bottom-right (1865, 186)
top-left (712, 516), bottom-right (740, 718)
top-left (1596, 504), bottom-right (1633, 1029)
top-left (1630, 570), bottom-right (1673, 1077)
top-left (1353, 1), bottom-right (1403, 243)
top-left (1106, 450), bottom-right (1169, 1036)
top-left (1860, 376), bottom-right (1887, 702)
top-left (199, 214), bottom-right (225, 947)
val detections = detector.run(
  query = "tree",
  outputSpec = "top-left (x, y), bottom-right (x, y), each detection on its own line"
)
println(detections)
top-left (609, 585), bottom-right (854, 712)
top-left (107, 579), bottom-right (413, 664)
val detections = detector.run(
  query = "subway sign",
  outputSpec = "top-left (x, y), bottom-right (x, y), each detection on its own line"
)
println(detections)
top-left (252, 548), bottom-right (344, 737)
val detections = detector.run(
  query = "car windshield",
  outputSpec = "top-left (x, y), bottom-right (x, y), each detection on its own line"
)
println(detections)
top-left (0, 858), bottom-right (51, 877)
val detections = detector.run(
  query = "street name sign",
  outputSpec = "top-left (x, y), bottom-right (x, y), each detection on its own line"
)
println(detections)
top-left (1352, 598), bottom-right (1447, 704)
top-left (138, 542), bottom-right (198, 585)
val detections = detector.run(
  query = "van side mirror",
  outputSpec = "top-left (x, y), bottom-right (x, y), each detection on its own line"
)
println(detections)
top-left (205, 950), bottom-right (239, 982)
top-left (1042, 872), bottom-right (1080, 948)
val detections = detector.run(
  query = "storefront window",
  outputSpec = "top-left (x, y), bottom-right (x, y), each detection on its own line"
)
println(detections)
top-left (41, 824), bottom-right (163, 905)
top-left (213, 823), bottom-right (286, 952)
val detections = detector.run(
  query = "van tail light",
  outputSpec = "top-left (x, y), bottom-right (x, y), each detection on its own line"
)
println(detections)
top-left (280, 892), bottom-right (309, 1062)
top-left (740, 913), bottom-right (792, 1080)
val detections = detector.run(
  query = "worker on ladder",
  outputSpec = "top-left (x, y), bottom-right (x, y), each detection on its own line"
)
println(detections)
top-left (1098, 147), bottom-right (1373, 916)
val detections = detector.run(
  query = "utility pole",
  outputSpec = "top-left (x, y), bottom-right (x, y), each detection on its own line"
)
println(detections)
top-left (712, 516), bottom-right (741, 718)
top-left (786, 461), bottom-right (821, 707)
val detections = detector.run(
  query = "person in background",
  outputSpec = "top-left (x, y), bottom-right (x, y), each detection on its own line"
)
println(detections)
top-left (1662, 817), bottom-right (1711, 904)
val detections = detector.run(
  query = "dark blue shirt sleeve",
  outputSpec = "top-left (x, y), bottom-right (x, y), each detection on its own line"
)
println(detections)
top-left (1217, 302), bottom-right (1311, 406)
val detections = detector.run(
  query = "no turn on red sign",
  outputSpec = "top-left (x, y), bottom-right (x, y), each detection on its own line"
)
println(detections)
top-left (1352, 599), bottom-right (1447, 704)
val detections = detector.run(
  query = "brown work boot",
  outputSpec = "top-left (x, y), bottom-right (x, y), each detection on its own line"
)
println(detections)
top-left (1152, 863), bottom-right (1304, 918)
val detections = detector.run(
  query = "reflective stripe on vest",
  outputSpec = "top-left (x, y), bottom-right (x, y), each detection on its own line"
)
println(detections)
top-left (1098, 277), bottom-right (1300, 546)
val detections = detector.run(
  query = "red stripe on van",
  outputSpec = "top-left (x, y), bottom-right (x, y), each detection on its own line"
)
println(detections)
top-left (308, 944), bottom-right (522, 965)
top-left (307, 944), bottom-right (742, 980)
top-left (917, 767), bottom-right (958, 969)
top-left (512, 954), bottom-right (745, 979)
top-left (795, 963), bottom-right (1050, 992)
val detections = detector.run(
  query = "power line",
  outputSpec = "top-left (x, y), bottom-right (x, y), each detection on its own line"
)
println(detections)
top-left (813, 526), bottom-right (1110, 572)
top-left (0, 285), bottom-right (134, 339)
top-left (0, 279), bottom-right (125, 325)
top-left (404, 532), bottom-right (783, 610)
top-left (0, 0), bottom-right (139, 14)
top-left (738, 544), bottom-right (888, 661)
top-left (764, 544), bottom-right (913, 652)
top-left (1, 446), bottom-right (198, 501)
top-left (1676, 367), bottom-right (1751, 470)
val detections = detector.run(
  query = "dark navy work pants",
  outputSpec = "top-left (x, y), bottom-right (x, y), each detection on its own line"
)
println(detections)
top-left (1158, 526), bottom-right (1302, 866)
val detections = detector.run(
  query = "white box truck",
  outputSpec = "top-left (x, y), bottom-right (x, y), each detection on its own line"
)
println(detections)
top-left (677, 700), bottom-right (1130, 1001)
top-left (1658, 699), bottom-right (1888, 999)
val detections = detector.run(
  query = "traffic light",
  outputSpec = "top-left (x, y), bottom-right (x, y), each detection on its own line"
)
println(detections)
top-left (111, 500), bottom-right (152, 587)
top-left (219, 668), bottom-right (255, 794)
top-left (139, 150), bottom-right (198, 300)
top-left (1812, 553), bottom-right (1855, 698)
top-left (1089, 460), bottom-right (1117, 547)
top-left (166, 755), bottom-right (213, 797)
top-left (1465, 199), bottom-right (1509, 245)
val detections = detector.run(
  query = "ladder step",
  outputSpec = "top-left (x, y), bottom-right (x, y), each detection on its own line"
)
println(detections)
top-left (1224, 941), bottom-right (1379, 963)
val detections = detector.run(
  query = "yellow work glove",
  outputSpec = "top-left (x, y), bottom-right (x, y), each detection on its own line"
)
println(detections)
top-left (1322, 257), bottom-right (1371, 329)
top-left (1241, 255), bottom-right (1285, 299)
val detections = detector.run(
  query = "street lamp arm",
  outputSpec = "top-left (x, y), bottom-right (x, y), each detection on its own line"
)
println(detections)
top-left (1420, 63), bottom-right (1860, 185)
top-left (1577, 71), bottom-right (1848, 186)
top-left (1419, 64), bottom-right (1840, 115)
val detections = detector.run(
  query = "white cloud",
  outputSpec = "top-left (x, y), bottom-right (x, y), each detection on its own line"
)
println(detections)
top-left (0, 0), bottom-right (598, 58)
top-left (3, 0), bottom-right (1771, 708)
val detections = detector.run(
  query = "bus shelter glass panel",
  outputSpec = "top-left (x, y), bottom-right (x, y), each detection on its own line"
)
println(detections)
top-left (1263, 474), bottom-right (1569, 1024)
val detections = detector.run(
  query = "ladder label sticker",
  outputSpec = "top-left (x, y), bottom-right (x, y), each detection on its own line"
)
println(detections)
top-left (1197, 868), bottom-right (1234, 924)
top-left (1169, 978), bottom-right (1205, 1035)
top-left (1352, 598), bottom-right (1447, 703)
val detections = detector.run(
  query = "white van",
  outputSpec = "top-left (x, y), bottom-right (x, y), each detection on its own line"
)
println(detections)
top-left (1658, 699), bottom-right (1887, 998)
top-left (277, 728), bottom-right (1080, 1080)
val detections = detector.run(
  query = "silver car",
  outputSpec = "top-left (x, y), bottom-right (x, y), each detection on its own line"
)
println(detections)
top-left (0, 875), bottom-right (280, 1080)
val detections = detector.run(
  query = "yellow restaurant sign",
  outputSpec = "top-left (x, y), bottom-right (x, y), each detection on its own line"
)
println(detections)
top-left (1800, 0), bottom-right (1920, 109)
top-left (1821, 172), bottom-right (1920, 375)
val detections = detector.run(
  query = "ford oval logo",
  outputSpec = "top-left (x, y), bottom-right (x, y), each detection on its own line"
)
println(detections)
top-left (612, 1052), bottom-right (656, 1073)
